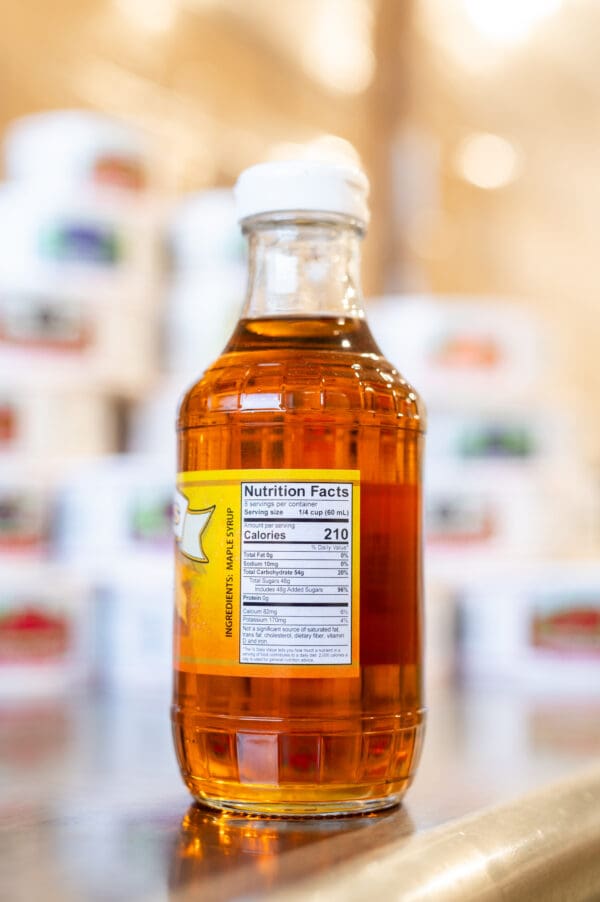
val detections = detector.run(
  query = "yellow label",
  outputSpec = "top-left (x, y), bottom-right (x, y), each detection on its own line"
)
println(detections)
top-left (174, 469), bottom-right (360, 678)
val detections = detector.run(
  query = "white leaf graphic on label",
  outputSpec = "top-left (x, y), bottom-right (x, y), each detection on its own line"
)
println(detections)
top-left (173, 489), bottom-right (215, 562)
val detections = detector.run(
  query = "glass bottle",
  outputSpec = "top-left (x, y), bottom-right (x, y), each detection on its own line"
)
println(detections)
top-left (172, 160), bottom-right (425, 815)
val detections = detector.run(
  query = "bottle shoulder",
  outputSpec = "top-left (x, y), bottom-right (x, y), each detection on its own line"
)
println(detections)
top-left (178, 345), bottom-right (426, 431)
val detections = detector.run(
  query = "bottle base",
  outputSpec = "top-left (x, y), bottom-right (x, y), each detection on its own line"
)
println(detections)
top-left (186, 779), bottom-right (410, 818)
top-left (173, 711), bottom-right (425, 818)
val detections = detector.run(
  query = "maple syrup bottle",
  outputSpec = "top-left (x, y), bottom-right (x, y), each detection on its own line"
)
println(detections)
top-left (172, 160), bottom-right (425, 815)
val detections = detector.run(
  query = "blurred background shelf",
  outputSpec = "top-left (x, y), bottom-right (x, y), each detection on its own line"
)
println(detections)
top-left (0, 0), bottom-right (599, 715)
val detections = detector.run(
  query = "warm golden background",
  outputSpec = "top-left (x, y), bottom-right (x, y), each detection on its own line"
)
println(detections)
top-left (2, 0), bottom-right (598, 447)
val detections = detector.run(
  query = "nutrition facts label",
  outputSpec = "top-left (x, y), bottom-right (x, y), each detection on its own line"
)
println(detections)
top-left (240, 480), bottom-right (355, 666)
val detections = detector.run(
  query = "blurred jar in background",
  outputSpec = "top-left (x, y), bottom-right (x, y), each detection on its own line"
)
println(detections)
top-left (165, 189), bottom-right (246, 384)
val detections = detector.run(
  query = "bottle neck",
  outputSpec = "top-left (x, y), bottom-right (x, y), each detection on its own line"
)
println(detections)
top-left (240, 214), bottom-right (365, 320)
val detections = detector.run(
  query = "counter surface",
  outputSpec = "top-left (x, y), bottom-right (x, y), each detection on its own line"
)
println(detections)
top-left (2, 683), bottom-right (600, 901)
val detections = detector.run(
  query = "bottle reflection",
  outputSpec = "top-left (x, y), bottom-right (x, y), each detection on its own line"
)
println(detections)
top-left (170, 802), bottom-right (414, 900)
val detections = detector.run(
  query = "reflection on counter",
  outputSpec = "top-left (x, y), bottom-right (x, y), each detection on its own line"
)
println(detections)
top-left (170, 804), bottom-right (414, 901)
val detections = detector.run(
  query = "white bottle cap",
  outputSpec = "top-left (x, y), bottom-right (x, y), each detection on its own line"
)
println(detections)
top-left (234, 160), bottom-right (370, 226)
